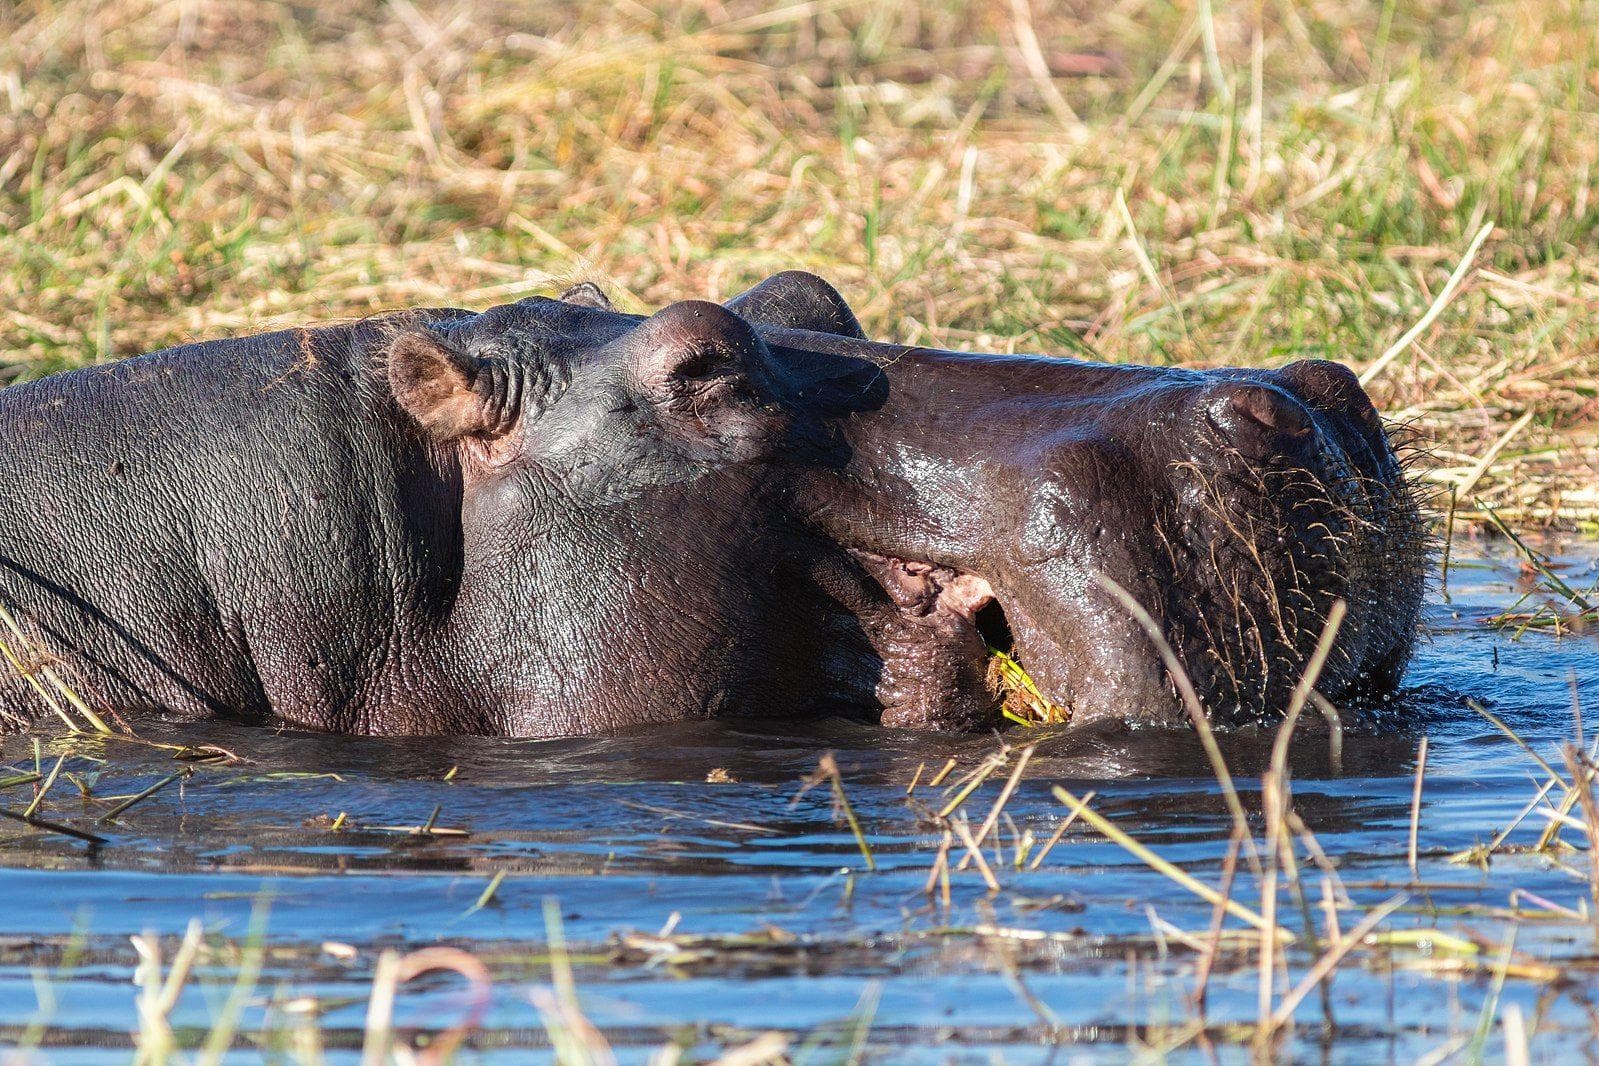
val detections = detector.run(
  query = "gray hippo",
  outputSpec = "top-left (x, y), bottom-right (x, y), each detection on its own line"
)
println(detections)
top-left (0, 275), bottom-right (1425, 736)
top-left (721, 272), bottom-right (1428, 729)
top-left (0, 295), bottom-right (928, 735)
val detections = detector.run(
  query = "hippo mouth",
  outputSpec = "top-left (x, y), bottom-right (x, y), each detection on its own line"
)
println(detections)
top-left (847, 550), bottom-right (1055, 730)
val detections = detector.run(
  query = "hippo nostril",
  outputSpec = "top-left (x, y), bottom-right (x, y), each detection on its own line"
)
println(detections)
top-left (1207, 383), bottom-right (1314, 458)
top-left (1276, 358), bottom-right (1383, 434)
top-left (1228, 385), bottom-right (1312, 436)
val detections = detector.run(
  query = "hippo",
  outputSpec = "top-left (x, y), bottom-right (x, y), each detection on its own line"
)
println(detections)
top-left (0, 274), bottom-right (1425, 737)
top-left (722, 271), bottom-right (1429, 729)
top-left (0, 294), bottom-right (940, 735)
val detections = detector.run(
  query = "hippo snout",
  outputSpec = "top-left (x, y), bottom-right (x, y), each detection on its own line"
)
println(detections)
top-left (730, 271), bottom-right (1427, 734)
top-left (1276, 358), bottom-right (1385, 433)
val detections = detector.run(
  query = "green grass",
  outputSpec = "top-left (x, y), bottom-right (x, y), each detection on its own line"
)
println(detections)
top-left (2, 0), bottom-right (1594, 523)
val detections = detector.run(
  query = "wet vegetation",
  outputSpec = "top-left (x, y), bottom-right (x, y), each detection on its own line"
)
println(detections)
top-left (0, 0), bottom-right (1597, 1060)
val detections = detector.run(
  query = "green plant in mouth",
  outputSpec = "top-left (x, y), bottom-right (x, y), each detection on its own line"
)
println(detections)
top-left (987, 648), bottom-right (1070, 727)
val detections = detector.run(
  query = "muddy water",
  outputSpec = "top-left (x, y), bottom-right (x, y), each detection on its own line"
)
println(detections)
top-left (1, 538), bottom-right (1596, 1062)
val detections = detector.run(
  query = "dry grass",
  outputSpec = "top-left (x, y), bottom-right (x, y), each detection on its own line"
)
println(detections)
top-left (0, 0), bottom-right (1594, 524)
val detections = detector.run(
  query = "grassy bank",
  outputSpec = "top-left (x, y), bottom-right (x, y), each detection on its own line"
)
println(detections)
top-left (0, 0), bottom-right (1595, 525)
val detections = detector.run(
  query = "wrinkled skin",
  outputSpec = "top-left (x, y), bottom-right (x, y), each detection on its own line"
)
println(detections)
top-left (0, 273), bottom-right (1425, 737)
top-left (726, 271), bottom-right (1429, 730)
top-left (0, 295), bottom-right (920, 735)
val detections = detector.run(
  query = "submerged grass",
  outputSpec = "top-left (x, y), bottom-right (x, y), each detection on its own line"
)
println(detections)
top-left (797, 752), bottom-right (876, 871)
top-left (0, 599), bottom-right (115, 736)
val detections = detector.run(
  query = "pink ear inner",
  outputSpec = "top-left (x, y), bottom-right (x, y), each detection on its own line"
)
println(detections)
top-left (388, 332), bottom-right (492, 441)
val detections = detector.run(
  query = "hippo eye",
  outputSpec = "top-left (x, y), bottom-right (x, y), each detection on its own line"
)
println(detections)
top-left (673, 347), bottom-right (722, 380)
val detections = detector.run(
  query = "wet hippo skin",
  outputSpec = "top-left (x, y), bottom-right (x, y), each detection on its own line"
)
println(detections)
top-left (0, 297), bottom-right (925, 735)
top-left (727, 271), bottom-right (1428, 730)
top-left (0, 274), bottom-right (1425, 736)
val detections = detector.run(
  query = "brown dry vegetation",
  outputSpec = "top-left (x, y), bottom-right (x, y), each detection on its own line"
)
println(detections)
top-left (0, 0), bottom-right (1596, 525)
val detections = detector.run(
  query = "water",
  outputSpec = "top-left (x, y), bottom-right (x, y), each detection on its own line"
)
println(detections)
top-left (1, 538), bottom-right (1595, 1062)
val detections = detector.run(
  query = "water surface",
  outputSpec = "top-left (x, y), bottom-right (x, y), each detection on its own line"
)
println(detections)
top-left (2, 537), bottom-right (1596, 1062)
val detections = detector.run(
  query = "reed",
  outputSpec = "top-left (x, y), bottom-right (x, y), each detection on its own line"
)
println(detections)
top-left (0, 0), bottom-right (1591, 528)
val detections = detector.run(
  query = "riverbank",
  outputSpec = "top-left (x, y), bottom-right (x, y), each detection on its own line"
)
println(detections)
top-left (1, 1), bottom-right (1594, 526)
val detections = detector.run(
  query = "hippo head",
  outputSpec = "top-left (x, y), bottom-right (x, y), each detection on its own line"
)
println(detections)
top-left (379, 292), bottom-right (896, 734)
top-left (387, 295), bottom-right (802, 487)
top-left (728, 272), bottom-right (1429, 730)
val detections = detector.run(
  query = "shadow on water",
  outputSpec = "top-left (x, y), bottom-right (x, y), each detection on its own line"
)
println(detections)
top-left (0, 537), bottom-right (1596, 1061)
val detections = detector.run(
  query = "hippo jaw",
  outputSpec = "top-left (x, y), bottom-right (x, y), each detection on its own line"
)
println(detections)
top-left (844, 549), bottom-right (1004, 731)
top-left (843, 446), bottom-right (1422, 733)
top-left (837, 546), bottom-right (1151, 731)
top-left (842, 546), bottom-right (1183, 731)
top-left (804, 358), bottom-right (1427, 733)
top-left (840, 546), bottom-right (1189, 731)
top-left (717, 271), bottom-right (1429, 734)
top-left (980, 408), bottom-right (1425, 731)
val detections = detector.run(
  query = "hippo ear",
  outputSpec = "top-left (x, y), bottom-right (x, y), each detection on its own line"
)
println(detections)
top-left (388, 331), bottom-right (503, 441)
top-left (559, 282), bottom-right (615, 311)
top-left (724, 271), bottom-right (867, 339)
